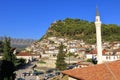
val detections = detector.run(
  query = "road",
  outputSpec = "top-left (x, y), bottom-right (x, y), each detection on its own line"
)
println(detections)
top-left (15, 61), bottom-right (38, 80)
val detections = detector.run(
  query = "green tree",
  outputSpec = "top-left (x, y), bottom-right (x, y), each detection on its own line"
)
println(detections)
top-left (2, 37), bottom-right (16, 63)
top-left (45, 18), bottom-right (120, 43)
top-left (56, 43), bottom-right (67, 71)
top-left (0, 41), bottom-right (4, 54)
top-left (66, 52), bottom-right (74, 65)
top-left (0, 60), bottom-right (15, 80)
top-left (0, 37), bottom-right (16, 80)
top-left (2, 37), bottom-right (11, 61)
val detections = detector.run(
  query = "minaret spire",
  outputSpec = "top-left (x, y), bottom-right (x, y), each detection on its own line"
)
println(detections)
top-left (95, 6), bottom-right (101, 22)
top-left (96, 6), bottom-right (99, 16)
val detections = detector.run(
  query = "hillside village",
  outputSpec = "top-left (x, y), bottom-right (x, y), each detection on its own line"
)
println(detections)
top-left (0, 20), bottom-right (119, 80)
top-left (0, 9), bottom-right (120, 80)
top-left (25, 37), bottom-right (120, 62)
top-left (13, 17), bottom-right (120, 80)
top-left (1, 0), bottom-right (120, 80)
top-left (16, 36), bottom-right (120, 80)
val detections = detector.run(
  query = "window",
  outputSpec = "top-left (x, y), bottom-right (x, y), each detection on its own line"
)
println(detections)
top-left (106, 56), bottom-right (108, 59)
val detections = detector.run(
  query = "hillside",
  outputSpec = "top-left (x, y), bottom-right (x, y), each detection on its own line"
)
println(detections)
top-left (44, 18), bottom-right (120, 44)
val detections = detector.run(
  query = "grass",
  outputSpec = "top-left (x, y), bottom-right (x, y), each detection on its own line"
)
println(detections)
top-left (38, 60), bottom-right (46, 64)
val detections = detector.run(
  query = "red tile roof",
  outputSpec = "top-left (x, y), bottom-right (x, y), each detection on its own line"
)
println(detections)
top-left (16, 52), bottom-right (32, 56)
top-left (62, 60), bottom-right (120, 80)
top-left (89, 49), bottom-right (107, 54)
top-left (16, 52), bottom-right (39, 56)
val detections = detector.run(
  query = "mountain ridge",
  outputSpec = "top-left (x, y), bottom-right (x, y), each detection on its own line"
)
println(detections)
top-left (0, 36), bottom-right (36, 50)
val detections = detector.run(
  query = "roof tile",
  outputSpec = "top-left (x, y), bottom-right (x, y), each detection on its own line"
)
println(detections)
top-left (62, 60), bottom-right (120, 80)
top-left (16, 52), bottom-right (37, 56)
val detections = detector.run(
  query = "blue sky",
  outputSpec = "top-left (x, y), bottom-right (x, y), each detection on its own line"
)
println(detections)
top-left (0, 0), bottom-right (120, 40)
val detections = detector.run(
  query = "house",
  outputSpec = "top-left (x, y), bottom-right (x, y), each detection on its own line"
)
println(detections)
top-left (86, 49), bottom-right (120, 62)
top-left (110, 42), bottom-right (120, 49)
top-left (16, 52), bottom-right (40, 63)
top-left (62, 60), bottom-right (120, 80)
top-left (77, 61), bottom-right (93, 68)
top-left (114, 48), bottom-right (120, 55)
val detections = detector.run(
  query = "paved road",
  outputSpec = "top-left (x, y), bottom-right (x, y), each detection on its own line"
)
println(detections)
top-left (15, 61), bottom-right (38, 80)
top-left (15, 58), bottom-right (74, 80)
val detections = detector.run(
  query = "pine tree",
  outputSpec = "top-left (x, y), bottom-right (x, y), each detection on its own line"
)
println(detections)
top-left (56, 43), bottom-right (67, 71)
top-left (2, 37), bottom-right (16, 63)
top-left (0, 37), bottom-right (15, 80)
top-left (3, 37), bottom-right (11, 61)
top-left (67, 52), bottom-right (74, 65)
top-left (0, 41), bottom-right (4, 54)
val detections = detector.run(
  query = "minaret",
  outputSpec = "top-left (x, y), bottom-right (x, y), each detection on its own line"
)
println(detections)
top-left (95, 7), bottom-right (103, 64)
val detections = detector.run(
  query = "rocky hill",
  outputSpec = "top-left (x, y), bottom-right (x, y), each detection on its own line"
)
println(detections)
top-left (43, 18), bottom-right (120, 44)
top-left (25, 18), bottom-right (120, 55)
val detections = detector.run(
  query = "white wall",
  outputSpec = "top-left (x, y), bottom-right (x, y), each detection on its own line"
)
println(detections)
top-left (86, 54), bottom-right (120, 62)
top-left (68, 77), bottom-right (77, 80)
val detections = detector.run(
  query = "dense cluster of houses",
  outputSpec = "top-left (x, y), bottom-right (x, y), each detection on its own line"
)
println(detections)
top-left (0, 36), bottom-right (120, 80)
top-left (25, 37), bottom-right (120, 62)
top-left (22, 36), bottom-right (120, 80)
top-left (1, 37), bottom-right (119, 63)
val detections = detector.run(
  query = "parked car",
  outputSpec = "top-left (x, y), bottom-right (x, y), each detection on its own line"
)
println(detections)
top-left (46, 68), bottom-right (57, 73)
top-left (55, 71), bottom-right (61, 75)
top-left (17, 78), bottom-right (25, 80)
top-left (33, 70), bottom-right (44, 76)
top-left (67, 65), bottom-right (76, 70)
top-left (22, 72), bottom-right (31, 76)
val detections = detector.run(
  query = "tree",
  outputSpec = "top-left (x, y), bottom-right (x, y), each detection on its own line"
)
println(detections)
top-left (66, 52), bottom-right (74, 65)
top-left (2, 37), bottom-right (11, 61)
top-left (0, 37), bottom-right (16, 80)
top-left (2, 37), bottom-right (16, 63)
top-left (0, 60), bottom-right (15, 80)
top-left (0, 41), bottom-right (4, 54)
top-left (46, 18), bottom-right (120, 44)
top-left (56, 43), bottom-right (67, 71)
